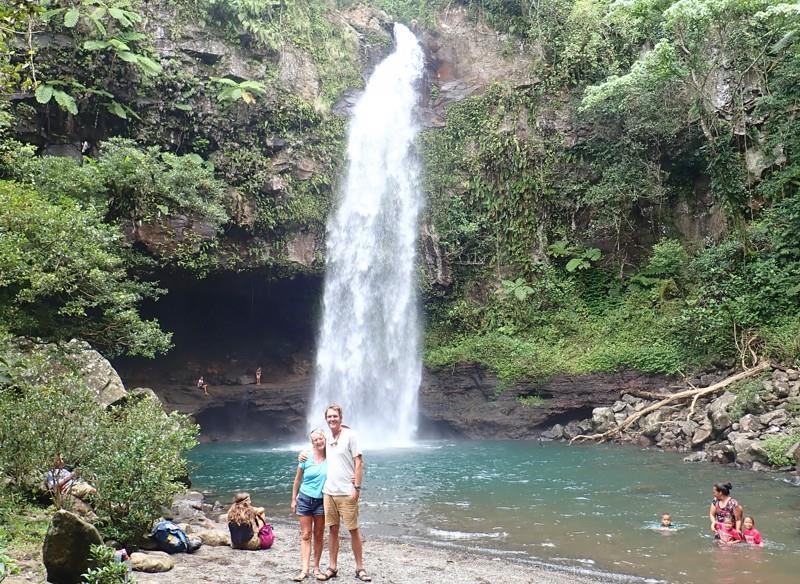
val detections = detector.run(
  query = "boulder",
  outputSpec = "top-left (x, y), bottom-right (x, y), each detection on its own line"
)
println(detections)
top-left (130, 551), bottom-right (174, 573)
top-left (691, 427), bottom-right (713, 447)
top-left (680, 420), bottom-right (698, 437)
top-left (64, 339), bottom-right (127, 407)
top-left (611, 400), bottom-right (627, 413)
top-left (786, 440), bottom-right (800, 466)
top-left (759, 409), bottom-right (788, 428)
top-left (170, 491), bottom-right (206, 524)
top-left (739, 414), bottom-right (763, 434)
top-left (641, 413), bottom-right (662, 438)
top-left (43, 510), bottom-right (103, 584)
top-left (189, 527), bottom-right (230, 546)
top-left (562, 421), bottom-right (582, 439)
top-left (546, 424), bottom-right (565, 440)
top-left (683, 451), bottom-right (708, 463)
top-left (786, 369), bottom-right (799, 381)
top-left (591, 407), bottom-right (616, 432)
top-left (709, 392), bottom-right (737, 431)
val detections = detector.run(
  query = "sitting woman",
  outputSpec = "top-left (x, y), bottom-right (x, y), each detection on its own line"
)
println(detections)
top-left (227, 492), bottom-right (269, 550)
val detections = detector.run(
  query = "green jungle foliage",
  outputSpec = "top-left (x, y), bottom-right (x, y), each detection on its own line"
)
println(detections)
top-left (0, 180), bottom-right (172, 358)
top-left (0, 337), bottom-right (198, 545)
top-left (420, 0), bottom-right (800, 380)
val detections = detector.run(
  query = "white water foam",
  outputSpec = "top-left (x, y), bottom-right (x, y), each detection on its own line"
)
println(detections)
top-left (309, 24), bottom-right (424, 449)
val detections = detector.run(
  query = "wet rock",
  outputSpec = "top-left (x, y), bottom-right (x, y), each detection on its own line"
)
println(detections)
top-left (286, 231), bottom-right (318, 267)
top-left (130, 551), bottom-right (174, 573)
top-left (751, 461), bottom-right (773, 473)
top-left (43, 510), bottom-right (103, 584)
top-left (684, 451), bottom-right (708, 463)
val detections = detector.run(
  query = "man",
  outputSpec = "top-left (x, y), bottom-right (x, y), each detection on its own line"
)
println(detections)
top-left (315, 404), bottom-right (371, 582)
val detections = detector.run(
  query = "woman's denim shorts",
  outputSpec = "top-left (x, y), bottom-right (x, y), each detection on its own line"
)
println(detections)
top-left (296, 492), bottom-right (324, 517)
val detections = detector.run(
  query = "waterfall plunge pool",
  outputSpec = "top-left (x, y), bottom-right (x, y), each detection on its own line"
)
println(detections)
top-left (188, 440), bottom-right (798, 584)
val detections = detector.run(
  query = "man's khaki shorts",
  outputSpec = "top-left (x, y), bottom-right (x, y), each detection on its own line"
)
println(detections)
top-left (324, 494), bottom-right (359, 530)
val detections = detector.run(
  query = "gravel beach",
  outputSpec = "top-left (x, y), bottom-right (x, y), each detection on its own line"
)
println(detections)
top-left (134, 518), bottom-right (640, 584)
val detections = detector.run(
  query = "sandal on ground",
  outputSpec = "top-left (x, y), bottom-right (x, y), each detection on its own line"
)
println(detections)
top-left (316, 567), bottom-right (337, 581)
top-left (355, 569), bottom-right (372, 582)
top-left (292, 571), bottom-right (308, 582)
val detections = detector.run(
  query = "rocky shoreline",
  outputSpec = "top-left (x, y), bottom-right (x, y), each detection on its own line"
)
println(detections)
top-left (542, 365), bottom-right (800, 477)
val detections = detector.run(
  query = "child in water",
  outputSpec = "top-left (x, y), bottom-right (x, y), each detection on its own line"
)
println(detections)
top-left (660, 513), bottom-right (673, 529)
top-left (742, 516), bottom-right (763, 546)
top-left (716, 515), bottom-right (743, 544)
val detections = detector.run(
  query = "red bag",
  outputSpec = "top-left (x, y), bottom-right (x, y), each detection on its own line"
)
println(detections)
top-left (258, 522), bottom-right (274, 549)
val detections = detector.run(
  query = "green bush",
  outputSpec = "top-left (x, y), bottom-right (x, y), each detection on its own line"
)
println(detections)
top-left (0, 337), bottom-right (198, 545)
top-left (82, 544), bottom-right (134, 584)
top-left (89, 398), bottom-right (198, 544)
top-left (761, 433), bottom-right (800, 468)
top-left (729, 376), bottom-right (769, 422)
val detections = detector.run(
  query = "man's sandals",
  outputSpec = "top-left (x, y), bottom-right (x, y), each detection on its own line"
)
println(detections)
top-left (315, 568), bottom-right (337, 581)
top-left (355, 569), bottom-right (372, 582)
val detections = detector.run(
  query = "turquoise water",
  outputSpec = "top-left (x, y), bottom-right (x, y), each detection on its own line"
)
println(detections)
top-left (188, 441), bottom-right (799, 584)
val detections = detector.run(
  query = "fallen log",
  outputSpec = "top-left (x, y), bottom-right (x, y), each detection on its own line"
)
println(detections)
top-left (570, 361), bottom-right (771, 444)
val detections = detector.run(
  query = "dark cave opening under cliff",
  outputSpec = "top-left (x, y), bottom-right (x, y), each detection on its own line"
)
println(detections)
top-left (114, 270), bottom-right (323, 389)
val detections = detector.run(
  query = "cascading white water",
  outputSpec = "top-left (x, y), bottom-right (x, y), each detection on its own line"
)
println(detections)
top-left (309, 24), bottom-right (424, 448)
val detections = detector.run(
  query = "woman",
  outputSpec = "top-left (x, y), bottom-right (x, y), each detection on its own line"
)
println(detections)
top-left (708, 482), bottom-right (743, 536)
top-left (290, 429), bottom-right (328, 581)
top-left (227, 492), bottom-right (268, 550)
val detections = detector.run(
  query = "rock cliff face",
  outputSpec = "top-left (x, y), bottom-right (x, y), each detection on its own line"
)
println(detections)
top-left (129, 363), bottom-right (670, 442)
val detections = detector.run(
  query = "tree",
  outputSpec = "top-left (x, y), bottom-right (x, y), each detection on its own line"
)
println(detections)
top-left (0, 180), bottom-right (172, 357)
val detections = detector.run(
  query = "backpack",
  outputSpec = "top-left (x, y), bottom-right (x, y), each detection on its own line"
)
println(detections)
top-left (151, 520), bottom-right (191, 554)
top-left (257, 522), bottom-right (274, 550)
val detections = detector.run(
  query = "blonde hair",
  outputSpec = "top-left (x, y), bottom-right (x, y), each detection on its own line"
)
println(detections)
top-left (227, 492), bottom-right (257, 526)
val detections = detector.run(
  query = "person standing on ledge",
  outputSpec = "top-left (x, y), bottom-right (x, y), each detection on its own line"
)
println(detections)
top-left (315, 404), bottom-right (370, 582)
top-left (255, 367), bottom-right (262, 385)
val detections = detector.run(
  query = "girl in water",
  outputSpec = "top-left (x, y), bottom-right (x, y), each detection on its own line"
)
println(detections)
top-left (742, 516), bottom-right (763, 546)
top-left (708, 482), bottom-right (743, 534)
top-left (291, 429), bottom-right (328, 581)
top-left (716, 516), bottom-right (743, 544)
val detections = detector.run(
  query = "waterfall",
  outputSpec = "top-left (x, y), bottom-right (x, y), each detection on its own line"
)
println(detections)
top-left (309, 24), bottom-right (424, 448)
